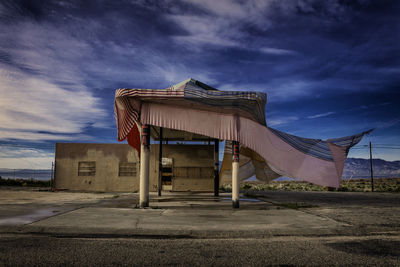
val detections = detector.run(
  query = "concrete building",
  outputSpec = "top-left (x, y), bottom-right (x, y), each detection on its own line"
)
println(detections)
top-left (54, 143), bottom-right (214, 192)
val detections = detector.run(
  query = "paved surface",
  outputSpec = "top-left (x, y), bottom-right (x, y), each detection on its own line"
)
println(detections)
top-left (0, 188), bottom-right (399, 266)
top-left (1, 234), bottom-right (399, 266)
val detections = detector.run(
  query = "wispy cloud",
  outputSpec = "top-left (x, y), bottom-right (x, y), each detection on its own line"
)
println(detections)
top-left (166, 0), bottom-right (362, 54)
top-left (376, 117), bottom-right (400, 129)
top-left (268, 116), bottom-right (299, 126)
top-left (268, 80), bottom-right (316, 102)
top-left (0, 64), bottom-right (106, 136)
top-left (0, 146), bottom-right (53, 158)
top-left (0, 19), bottom-right (113, 143)
top-left (0, 146), bottom-right (54, 169)
top-left (307, 111), bottom-right (336, 119)
top-left (0, 156), bottom-right (54, 169)
top-left (259, 47), bottom-right (297, 55)
top-left (218, 80), bottom-right (320, 103)
top-left (0, 129), bottom-right (91, 142)
top-left (168, 14), bottom-right (239, 48)
top-left (0, 4), bottom-right (219, 145)
top-left (166, 1), bottom-right (293, 53)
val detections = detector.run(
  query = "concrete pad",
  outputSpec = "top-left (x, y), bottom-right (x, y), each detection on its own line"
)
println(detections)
top-left (1, 189), bottom-right (399, 239)
top-left (0, 206), bottom-right (58, 225)
top-left (29, 206), bottom-right (347, 237)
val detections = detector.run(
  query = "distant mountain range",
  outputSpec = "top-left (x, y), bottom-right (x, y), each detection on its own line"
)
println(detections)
top-left (343, 158), bottom-right (400, 179)
top-left (1, 158), bottom-right (399, 181)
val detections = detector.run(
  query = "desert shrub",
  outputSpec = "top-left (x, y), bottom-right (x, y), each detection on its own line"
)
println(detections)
top-left (0, 177), bottom-right (51, 187)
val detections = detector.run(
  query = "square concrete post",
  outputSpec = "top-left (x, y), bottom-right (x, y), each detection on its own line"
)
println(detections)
top-left (140, 125), bottom-right (150, 208)
top-left (232, 141), bottom-right (240, 208)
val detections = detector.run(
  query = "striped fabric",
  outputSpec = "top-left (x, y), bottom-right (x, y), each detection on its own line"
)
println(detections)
top-left (268, 128), bottom-right (373, 161)
top-left (268, 128), bottom-right (334, 161)
top-left (184, 80), bottom-right (266, 125)
top-left (115, 78), bottom-right (266, 141)
top-left (114, 78), bottom-right (372, 187)
top-left (114, 87), bottom-right (184, 141)
top-left (327, 129), bottom-right (373, 149)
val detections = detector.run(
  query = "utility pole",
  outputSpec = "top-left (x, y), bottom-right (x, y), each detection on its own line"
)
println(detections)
top-left (369, 141), bottom-right (374, 192)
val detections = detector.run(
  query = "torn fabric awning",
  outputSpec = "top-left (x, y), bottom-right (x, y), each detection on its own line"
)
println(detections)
top-left (114, 78), bottom-right (372, 188)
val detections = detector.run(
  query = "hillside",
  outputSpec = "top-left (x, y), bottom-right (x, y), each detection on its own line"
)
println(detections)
top-left (343, 158), bottom-right (400, 178)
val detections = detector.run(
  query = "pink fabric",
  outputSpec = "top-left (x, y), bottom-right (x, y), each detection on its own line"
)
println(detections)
top-left (327, 142), bottom-right (348, 183)
top-left (141, 102), bottom-right (240, 141)
top-left (141, 102), bottom-right (343, 187)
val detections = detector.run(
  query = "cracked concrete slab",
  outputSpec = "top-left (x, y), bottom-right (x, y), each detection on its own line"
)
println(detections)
top-left (0, 189), bottom-right (399, 238)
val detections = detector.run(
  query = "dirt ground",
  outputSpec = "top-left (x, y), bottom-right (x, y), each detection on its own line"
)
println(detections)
top-left (0, 187), bottom-right (123, 205)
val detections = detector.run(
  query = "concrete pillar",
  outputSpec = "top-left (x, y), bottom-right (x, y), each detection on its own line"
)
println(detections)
top-left (214, 139), bottom-right (219, 197)
top-left (140, 125), bottom-right (150, 208)
top-left (158, 127), bottom-right (163, 197)
top-left (232, 141), bottom-right (240, 208)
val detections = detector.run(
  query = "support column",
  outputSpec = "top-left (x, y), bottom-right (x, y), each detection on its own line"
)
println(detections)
top-left (140, 125), bottom-right (150, 208)
top-left (158, 127), bottom-right (163, 196)
top-left (232, 141), bottom-right (240, 208)
top-left (214, 139), bottom-right (219, 197)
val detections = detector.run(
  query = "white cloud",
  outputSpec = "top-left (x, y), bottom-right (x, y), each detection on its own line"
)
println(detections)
top-left (376, 117), bottom-right (400, 130)
top-left (0, 129), bottom-right (90, 142)
top-left (0, 64), bottom-right (106, 135)
top-left (267, 80), bottom-right (316, 102)
top-left (259, 47), bottom-right (297, 55)
top-left (0, 146), bottom-right (52, 158)
top-left (268, 116), bottom-right (299, 126)
top-left (186, 0), bottom-right (248, 18)
top-left (142, 56), bottom-right (217, 87)
top-left (0, 157), bottom-right (54, 169)
top-left (168, 14), bottom-right (239, 47)
top-left (0, 15), bottom-right (218, 147)
top-left (81, 38), bottom-right (217, 89)
top-left (3, 21), bottom-right (92, 88)
top-left (218, 80), bottom-right (316, 102)
top-left (182, 0), bottom-right (273, 28)
top-left (307, 111), bottom-right (336, 119)
top-left (0, 146), bottom-right (54, 169)
top-left (167, 1), bottom-right (295, 54)
top-left (168, 0), bottom-right (356, 53)
top-left (0, 20), bottom-right (109, 142)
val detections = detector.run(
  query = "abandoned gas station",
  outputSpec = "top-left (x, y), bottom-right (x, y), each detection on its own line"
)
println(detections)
top-left (55, 78), bottom-right (371, 208)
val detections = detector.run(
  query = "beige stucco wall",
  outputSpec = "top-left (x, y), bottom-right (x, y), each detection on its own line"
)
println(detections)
top-left (55, 143), bottom-right (139, 192)
top-left (55, 143), bottom-right (214, 192)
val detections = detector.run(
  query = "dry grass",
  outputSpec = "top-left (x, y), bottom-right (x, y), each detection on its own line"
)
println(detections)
top-left (220, 178), bottom-right (400, 193)
top-left (0, 189), bottom-right (120, 205)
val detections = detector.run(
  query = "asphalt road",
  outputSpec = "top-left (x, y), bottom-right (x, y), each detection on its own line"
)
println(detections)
top-left (1, 234), bottom-right (399, 266)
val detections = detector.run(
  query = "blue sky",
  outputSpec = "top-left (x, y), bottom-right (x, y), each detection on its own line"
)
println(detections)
top-left (0, 0), bottom-right (399, 169)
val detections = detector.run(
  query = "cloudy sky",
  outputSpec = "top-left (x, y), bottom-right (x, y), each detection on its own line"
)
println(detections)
top-left (0, 0), bottom-right (399, 169)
